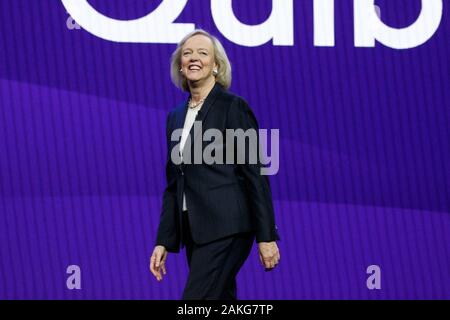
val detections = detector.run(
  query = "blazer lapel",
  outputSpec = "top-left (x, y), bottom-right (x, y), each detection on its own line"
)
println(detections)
top-left (175, 99), bottom-right (189, 131)
top-left (191, 82), bottom-right (222, 141)
top-left (180, 82), bottom-right (224, 157)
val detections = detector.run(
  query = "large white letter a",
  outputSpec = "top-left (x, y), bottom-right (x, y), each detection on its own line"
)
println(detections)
top-left (211, 0), bottom-right (294, 47)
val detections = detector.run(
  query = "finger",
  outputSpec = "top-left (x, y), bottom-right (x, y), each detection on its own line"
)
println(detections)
top-left (274, 255), bottom-right (280, 264)
top-left (150, 255), bottom-right (162, 280)
top-left (275, 249), bottom-right (280, 260)
top-left (151, 266), bottom-right (161, 281)
top-left (160, 252), bottom-right (167, 276)
top-left (155, 252), bottom-right (162, 268)
top-left (155, 267), bottom-right (161, 281)
top-left (151, 264), bottom-right (160, 279)
top-left (263, 254), bottom-right (275, 263)
top-left (267, 255), bottom-right (278, 268)
top-left (264, 265), bottom-right (274, 272)
top-left (264, 259), bottom-right (273, 270)
top-left (161, 252), bottom-right (167, 265)
top-left (150, 255), bottom-right (156, 274)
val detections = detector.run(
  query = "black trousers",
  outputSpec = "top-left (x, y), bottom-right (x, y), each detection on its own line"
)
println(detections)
top-left (181, 211), bottom-right (254, 300)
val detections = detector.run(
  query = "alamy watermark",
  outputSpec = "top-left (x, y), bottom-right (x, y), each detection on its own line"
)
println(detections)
top-left (366, 265), bottom-right (381, 290)
top-left (170, 121), bottom-right (279, 176)
top-left (66, 265), bottom-right (81, 290)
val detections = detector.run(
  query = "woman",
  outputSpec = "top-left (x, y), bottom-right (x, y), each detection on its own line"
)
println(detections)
top-left (149, 29), bottom-right (280, 300)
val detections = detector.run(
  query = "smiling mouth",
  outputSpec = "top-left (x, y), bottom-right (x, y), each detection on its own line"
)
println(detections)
top-left (188, 65), bottom-right (201, 71)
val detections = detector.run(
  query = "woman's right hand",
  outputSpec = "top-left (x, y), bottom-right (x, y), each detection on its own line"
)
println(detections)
top-left (149, 245), bottom-right (168, 281)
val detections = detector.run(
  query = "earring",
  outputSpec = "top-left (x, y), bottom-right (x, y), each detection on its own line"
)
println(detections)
top-left (213, 69), bottom-right (218, 76)
top-left (179, 68), bottom-right (183, 73)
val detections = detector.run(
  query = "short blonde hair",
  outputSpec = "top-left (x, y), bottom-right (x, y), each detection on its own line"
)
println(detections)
top-left (170, 29), bottom-right (232, 91)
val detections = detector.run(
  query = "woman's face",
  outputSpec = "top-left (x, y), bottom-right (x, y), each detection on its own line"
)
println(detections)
top-left (180, 34), bottom-right (217, 86)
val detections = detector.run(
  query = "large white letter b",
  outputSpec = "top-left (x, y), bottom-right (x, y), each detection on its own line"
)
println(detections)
top-left (354, 0), bottom-right (443, 49)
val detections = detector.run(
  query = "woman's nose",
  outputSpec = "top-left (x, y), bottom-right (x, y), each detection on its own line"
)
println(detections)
top-left (190, 52), bottom-right (199, 61)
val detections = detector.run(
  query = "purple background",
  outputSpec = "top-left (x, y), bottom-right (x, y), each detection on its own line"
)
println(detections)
top-left (0, 0), bottom-right (449, 299)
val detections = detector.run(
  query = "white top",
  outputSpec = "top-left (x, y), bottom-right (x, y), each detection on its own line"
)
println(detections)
top-left (180, 103), bottom-right (203, 211)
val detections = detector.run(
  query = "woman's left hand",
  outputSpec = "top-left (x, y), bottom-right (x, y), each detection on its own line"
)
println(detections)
top-left (257, 241), bottom-right (280, 271)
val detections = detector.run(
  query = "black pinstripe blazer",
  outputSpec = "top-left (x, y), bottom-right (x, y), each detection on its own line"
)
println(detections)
top-left (156, 82), bottom-right (279, 252)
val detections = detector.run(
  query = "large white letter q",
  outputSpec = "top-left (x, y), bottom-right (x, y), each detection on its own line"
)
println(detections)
top-left (61, 0), bottom-right (194, 43)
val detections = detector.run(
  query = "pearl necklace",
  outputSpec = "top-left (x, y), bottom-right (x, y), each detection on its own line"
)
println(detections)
top-left (188, 97), bottom-right (206, 109)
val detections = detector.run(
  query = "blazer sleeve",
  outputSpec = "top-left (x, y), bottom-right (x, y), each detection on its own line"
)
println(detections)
top-left (155, 110), bottom-right (180, 253)
top-left (227, 97), bottom-right (280, 243)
